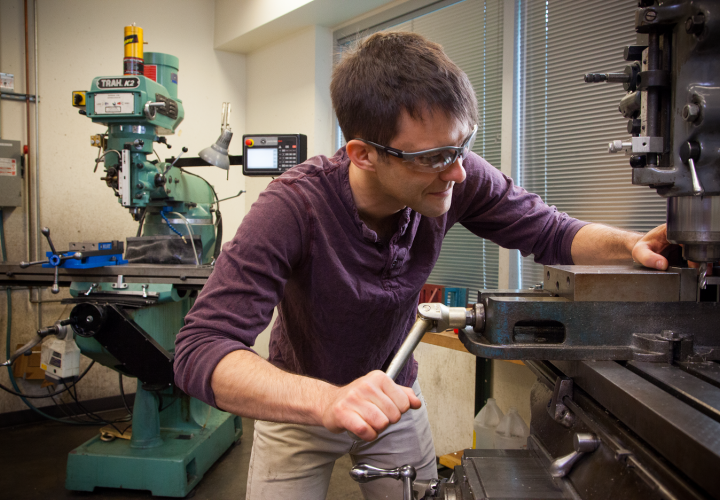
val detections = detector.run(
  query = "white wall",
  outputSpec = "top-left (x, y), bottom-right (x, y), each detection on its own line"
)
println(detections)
top-left (242, 25), bottom-right (333, 357)
top-left (0, 0), bottom-right (246, 414)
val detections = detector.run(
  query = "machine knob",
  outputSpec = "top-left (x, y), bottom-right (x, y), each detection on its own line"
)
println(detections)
top-left (629, 155), bottom-right (647, 168)
top-left (627, 119), bottom-right (642, 135)
top-left (154, 173), bottom-right (167, 187)
top-left (679, 141), bottom-right (701, 163)
top-left (623, 45), bottom-right (646, 62)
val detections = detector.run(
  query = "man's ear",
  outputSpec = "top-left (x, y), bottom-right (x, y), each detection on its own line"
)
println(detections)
top-left (346, 140), bottom-right (378, 173)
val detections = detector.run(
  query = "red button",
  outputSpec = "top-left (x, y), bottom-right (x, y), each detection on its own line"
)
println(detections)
top-left (292, 145), bottom-right (296, 148)
top-left (245, 138), bottom-right (254, 146)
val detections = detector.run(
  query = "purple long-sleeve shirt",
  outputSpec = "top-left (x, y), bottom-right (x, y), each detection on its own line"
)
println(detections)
top-left (174, 148), bottom-right (587, 408)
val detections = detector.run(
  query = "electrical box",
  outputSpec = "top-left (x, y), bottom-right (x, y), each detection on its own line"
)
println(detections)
top-left (0, 73), bottom-right (14, 93)
top-left (0, 140), bottom-right (22, 207)
top-left (242, 134), bottom-right (307, 176)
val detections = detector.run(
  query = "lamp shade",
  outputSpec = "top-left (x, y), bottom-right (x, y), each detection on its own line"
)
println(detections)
top-left (199, 129), bottom-right (233, 170)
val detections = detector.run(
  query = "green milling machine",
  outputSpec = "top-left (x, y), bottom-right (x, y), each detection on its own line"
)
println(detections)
top-left (60, 25), bottom-right (241, 496)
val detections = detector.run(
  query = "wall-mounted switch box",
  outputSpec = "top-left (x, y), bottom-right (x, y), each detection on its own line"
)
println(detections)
top-left (0, 140), bottom-right (22, 207)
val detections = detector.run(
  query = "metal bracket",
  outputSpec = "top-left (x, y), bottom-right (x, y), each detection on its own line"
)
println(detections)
top-left (632, 136), bottom-right (664, 154)
top-left (111, 274), bottom-right (129, 289)
top-left (547, 377), bottom-right (575, 428)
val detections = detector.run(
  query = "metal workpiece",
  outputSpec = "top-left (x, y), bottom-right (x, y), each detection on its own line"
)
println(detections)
top-left (667, 195), bottom-right (720, 262)
top-left (551, 360), bottom-right (720, 497)
top-left (543, 265), bottom-right (686, 302)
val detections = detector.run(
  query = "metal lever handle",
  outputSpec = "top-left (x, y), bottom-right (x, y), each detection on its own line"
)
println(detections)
top-left (164, 147), bottom-right (189, 174)
top-left (680, 141), bottom-right (703, 196)
top-left (144, 101), bottom-right (165, 120)
top-left (84, 283), bottom-right (98, 296)
top-left (348, 304), bottom-right (475, 441)
top-left (687, 158), bottom-right (704, 196)
top-left (41, 227), bottom-right (57, 254)
top-left (350, 463), bottom-right (416, 500)
top-left (549, 433), bottom-right (600, 478)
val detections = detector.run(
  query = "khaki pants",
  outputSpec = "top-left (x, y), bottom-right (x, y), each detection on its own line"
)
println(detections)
top-left (246, 381), bottom-right (437, 500)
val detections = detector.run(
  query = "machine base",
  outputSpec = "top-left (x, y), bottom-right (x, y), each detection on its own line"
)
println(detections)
top-left (66, 412), bottom-right (241, 497)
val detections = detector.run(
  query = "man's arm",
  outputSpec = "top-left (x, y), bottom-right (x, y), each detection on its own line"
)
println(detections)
top-left (210, 350), bottom-right (421, 441)
top-left (571, 222), bottom-right (671, 270)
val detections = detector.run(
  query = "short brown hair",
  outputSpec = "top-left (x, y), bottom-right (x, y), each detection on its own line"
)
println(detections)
top-left (331, 31), bottom-right (478, 149)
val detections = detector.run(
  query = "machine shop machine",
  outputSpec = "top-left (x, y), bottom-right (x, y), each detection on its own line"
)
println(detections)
top-left (2, 25), bottom-right (242, 497)
top-left (348, 1), bottom-right (720, 498)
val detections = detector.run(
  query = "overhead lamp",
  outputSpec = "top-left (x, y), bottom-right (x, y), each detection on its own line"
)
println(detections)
top-left (199, 102), bottom-right (233, 170)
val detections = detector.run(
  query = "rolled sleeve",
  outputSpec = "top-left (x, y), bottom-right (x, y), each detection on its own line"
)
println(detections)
top-left (452, 153), bottom-right (590, 265)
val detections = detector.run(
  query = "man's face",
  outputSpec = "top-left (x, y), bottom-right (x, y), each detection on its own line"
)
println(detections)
top-left (371, 109), bottom-right (470, 218)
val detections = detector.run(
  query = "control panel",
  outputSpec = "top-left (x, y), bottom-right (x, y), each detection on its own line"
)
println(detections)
top-left (242, 134), bottom-right (307, 176)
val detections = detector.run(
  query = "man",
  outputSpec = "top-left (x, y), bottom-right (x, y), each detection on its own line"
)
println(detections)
top-left (174, 32), bottom-right (670, 499)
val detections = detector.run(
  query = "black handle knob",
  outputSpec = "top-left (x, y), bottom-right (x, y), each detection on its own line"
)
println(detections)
top-left (679, 141), bottom-right (701, 163)
top-left (627, 119), bottom-right (642, 135)
top-left (630, 155), bottom-right (647, 168)
top-left (623, 45), bottom-right (646, 62)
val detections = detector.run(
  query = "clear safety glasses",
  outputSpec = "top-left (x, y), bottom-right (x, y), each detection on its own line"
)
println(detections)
top-left (357, 124), bottom-right (477, 173)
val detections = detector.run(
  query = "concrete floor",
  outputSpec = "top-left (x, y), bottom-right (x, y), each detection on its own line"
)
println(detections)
top-left (0, 410), bottom-right (364, 500)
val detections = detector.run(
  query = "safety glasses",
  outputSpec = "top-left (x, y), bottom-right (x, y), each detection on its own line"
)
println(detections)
top-left (356, 124), bottom-right (477, 173)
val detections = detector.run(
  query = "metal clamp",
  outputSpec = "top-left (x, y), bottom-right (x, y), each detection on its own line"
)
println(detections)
top-left (141, 284), bottom-right (148, 298)
top-left (84, 283), bottom-right (98, 296)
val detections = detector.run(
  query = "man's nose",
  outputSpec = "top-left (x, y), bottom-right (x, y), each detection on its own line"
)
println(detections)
top-left (440, 157), bottom-right (466, 184)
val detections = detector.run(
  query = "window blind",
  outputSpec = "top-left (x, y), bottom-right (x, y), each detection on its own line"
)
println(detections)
top-left (335, 0), bottom-right (505, 299)
top-left (515, 0), bottom-right (666, 288)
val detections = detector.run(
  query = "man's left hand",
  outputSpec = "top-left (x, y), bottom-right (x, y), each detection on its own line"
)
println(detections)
top-left (631, 224), bottom-right (671, 271)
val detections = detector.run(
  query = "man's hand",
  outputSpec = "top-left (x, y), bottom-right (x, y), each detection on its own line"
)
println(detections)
top-left (631, 224), bottom-right (671, 271)
top-left (321, 370), bottom-right (421, 441)
top-left (211, 351), bottom-right (420, 439)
